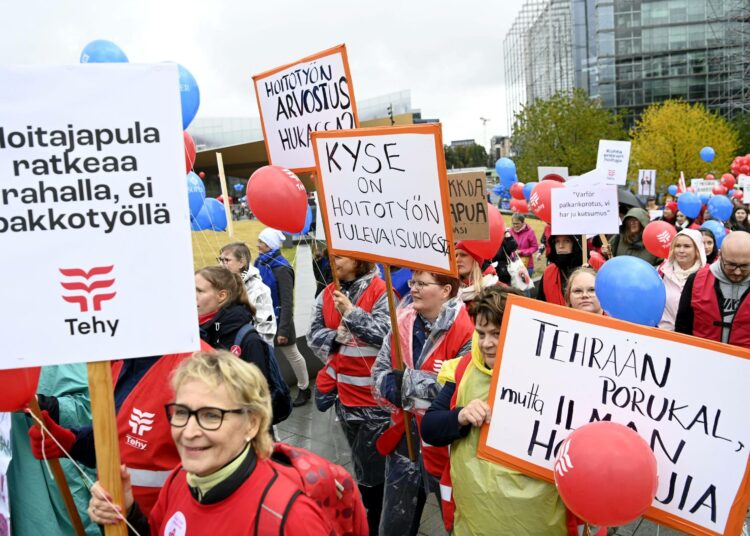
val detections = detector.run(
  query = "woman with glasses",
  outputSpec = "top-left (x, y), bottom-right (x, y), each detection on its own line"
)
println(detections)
top-left (564, 267), bottom-right (603, 315)
top-left (658, 230), bottom-right (706, 331)
top-left (372, 271), bottom-right (474, 535)
top-left (306, 255), bottom-right (393, 535)
top-left (217, 241), bottom-right (276, 345)
top-left (87, 351), bottom-right (333, 534)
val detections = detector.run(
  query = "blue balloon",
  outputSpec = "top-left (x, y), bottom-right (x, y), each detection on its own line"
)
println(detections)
top-left (80, 40), bottom-right (128, 63)
top-left (495, 158), bottom-right (516, 180)
top-left (523, 181), bottom-right (537, 202)
top-left (596, 256), bottom-right (666, 326)
top-left (699, 193), bottom-right (711, 205)
top-left (186, 172), bottom-right (206, 218)
top-left (728, 189), bottom-right (735, 198)
top-left (700, 146), bottom-right (716, 163)
top-left (190, 215), bottom-right (207, 231)
top-left (707, 194), bottom-right (732, 222)
top-left (668, 185), bottom-right (678, 196)
top-left (677, 192), bottom-right (701, 219)
top-left (195, 198), bottom-right (227, 231)
top-left (177, 64), bottom-right (200, 130)
top-left (492, 184), bottom-right (504, 196)
top-left (701, 220), bottom-right (728, 249)
top-left (293, 206), bottom-right (313, 236)
top-left (233, 183), bottom-right (244, 192)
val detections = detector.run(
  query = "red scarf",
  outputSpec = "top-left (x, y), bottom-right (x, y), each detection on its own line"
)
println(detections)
top-left (198, 310), bottom-right (218, 326)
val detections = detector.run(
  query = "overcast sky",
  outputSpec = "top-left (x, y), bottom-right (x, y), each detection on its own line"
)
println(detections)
top-left (1, 0), bottom-right (526, 146)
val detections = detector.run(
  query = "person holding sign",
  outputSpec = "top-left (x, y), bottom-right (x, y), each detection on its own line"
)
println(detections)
top-left (372, 272), bottom-right (474, 536)
top-left (256, 228), bottom-right (312, 407)
top-left (536, 235), bottom-right (584, 305)
top-left (657, 230), bottom-right (706, 331)
top-left (564, 267), bottom-right (604, 315)
top-left (306, 257), bottom-right (393, 535)
top-left (421, 287), bottom-right (569, 535)
top-left (88, 351), bottom-right (334, 534)
top-left (601, 208), bottom-right (660, 266)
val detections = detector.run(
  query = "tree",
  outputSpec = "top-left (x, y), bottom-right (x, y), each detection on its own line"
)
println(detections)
top-left (630, 100), bottom-right (739, 191)
top-left (444, 143), bottom-right (488, 169)
top-left (730, 112), bottom-right (750, 157)
top-left (511, 89), bottom-right (627, 179)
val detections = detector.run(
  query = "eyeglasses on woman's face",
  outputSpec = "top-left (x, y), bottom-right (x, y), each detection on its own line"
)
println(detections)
top-left (407, 279), bottom-right (443, 290)
top-left (165, 403), bottom-right (245, 431)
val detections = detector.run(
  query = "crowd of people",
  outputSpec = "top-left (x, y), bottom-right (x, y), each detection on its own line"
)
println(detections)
top-left (7, 190), bottom-right (750, 536)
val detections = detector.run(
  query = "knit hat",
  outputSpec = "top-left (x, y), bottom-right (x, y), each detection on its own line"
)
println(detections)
top-left (665, 202), bottom-right (678, 214)
top-left (258, 228), bottom-right (285, 250)
top-left (455, 241), bottom-right (484, 264)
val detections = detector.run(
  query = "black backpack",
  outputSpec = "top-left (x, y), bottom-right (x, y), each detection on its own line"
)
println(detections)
top-left (233, 324), bottom-right (292, 425)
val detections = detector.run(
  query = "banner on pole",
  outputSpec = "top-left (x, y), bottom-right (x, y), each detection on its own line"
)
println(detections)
top-left (478, 296), bottom-right (750, 536)
top-left (448, 170), bottom-right (489, 240)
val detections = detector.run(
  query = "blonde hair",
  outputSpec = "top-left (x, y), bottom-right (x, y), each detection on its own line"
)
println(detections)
top-left (171, 350), bottom-right (273, 459)
top-left (564, 266), bottom-right (598, 305)
top-left (466, 260), bottom-right (484, 297)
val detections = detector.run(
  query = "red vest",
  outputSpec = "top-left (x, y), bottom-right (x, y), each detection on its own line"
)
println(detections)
top-left (319, 278), bottom-right (387, 407)
top-left (691, 266), bottom-right (750, 348)
top-left (113, 341), bottom-right (212, 516)
top-left (378, 305), bottom-right (474, 478)
top-left (542, 264), bottom-right (566, 306)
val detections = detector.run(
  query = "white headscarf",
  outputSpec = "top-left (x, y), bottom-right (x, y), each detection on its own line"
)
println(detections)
top-left (258, 228), bottom-right (285, 251)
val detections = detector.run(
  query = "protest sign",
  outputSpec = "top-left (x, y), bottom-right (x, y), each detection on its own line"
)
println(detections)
top-left (596, 140), bottom-right (631, 185)
top-left (537, 166), bottom-right (569, 181)
top-left (311, 124), bottom-right (456, 275)
top-left (691, 178), bottom-right (718, 196)
top-left (478, 296), bottom-right (750, 536)
top-left (448, 170), bottom-right (489, 240)
top-left (550, 184), bottom-right (619, 236)
top-left (638, 169), bottom-right (657, 196)
top-left (0, 413), bottom-right (10, 534)
top-left (0, 65), bottom-right (199, 369)
top-left (737, 174), bottom-right (750, 190)
top-left (313, 191), bottom-right (326, 241)
top-left (253, 45), bottom-right (359, 173)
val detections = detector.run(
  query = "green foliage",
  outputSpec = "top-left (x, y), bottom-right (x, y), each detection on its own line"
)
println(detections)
top-left (444, 143), bottom-right (488, 169)
top-left (510, 89), bottom-right (627, 179)
top-left (630, 100), bottom-right (739, 192)
top-left (730, 112), bottom-right (750, 157)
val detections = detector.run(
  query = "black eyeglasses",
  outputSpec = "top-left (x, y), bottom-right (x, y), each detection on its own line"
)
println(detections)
top-left (165, 403), bottom-right (245, 431)
top-left (721, 258), bottom-right (750, 273)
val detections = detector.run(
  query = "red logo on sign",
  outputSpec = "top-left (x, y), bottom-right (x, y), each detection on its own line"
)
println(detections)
top-left (59, 265), bottom-right (116, 312)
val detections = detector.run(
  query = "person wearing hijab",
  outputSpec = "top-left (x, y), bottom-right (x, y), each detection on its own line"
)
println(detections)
top-left (699, 227), bottom-right (719, 265)
top-left (658, 229), bottom-right (706, 331)
top-left (536, 235), bottom-right (584, 305)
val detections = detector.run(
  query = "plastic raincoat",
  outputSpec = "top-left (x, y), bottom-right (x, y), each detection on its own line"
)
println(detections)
top-left (242, 265), bottom-right (277, 345)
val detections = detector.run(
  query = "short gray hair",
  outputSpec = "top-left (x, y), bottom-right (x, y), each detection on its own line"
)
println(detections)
top-left (512, 213), bottom-right (525, 223)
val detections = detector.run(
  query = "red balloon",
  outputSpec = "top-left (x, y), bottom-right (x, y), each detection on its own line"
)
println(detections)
top-left (456, 204), bottom-right (505, 261)
top-left (712, 184), bottom-right (728, 195)
top-left (541, 173), bottom-right (566, 183)
top-left (705, 173), bottom-right (715, 181)
top-left (247, 166), bottom-right (308, 233)
top-left (509, 198), bottom-right (528, 213)
top-left (554, 422), bottom-right (658, 527)
top-left (198, 171), bottom-right (206, 179)
top-left (509, 182), bottom-right (525, 200)
top-left (183, 131), bottom-right (196, 173)
top-left (0, 367), bottom-right (41, 411)
top-left (721, 173), bottom-right (736, 189)
top-left (529, 180), bottom-right (564, 223)
top-left (588, 250), bottom-right (606, 270)
top-left (742, 165), bottom-right (750, 175)
top-left (734, 189), bottom-right (744, 200)
top-left (643, 221), bottom-right (677, 259)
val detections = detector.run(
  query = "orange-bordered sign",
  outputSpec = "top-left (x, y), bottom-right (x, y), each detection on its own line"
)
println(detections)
top-left (311, 124), bottom-right (457, 276)
top-left (477, 294), bottom-right (750, 536)
top-left (252, 44), bottom-right (359, 174)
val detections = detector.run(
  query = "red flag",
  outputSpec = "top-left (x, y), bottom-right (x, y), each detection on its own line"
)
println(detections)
top-left (678, 171), bottom-right (687, 193)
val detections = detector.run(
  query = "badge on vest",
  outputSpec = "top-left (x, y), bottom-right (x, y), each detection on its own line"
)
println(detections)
top-left (126, 407), bottom-right (154, 451)
top-left (165, 511), bottom-right (186, 536)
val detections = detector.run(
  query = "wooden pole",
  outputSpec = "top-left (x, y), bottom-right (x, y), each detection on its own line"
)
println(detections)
top-left (216, 152), bottom-right (235, 239)
top-left (599, 233), bottom-right (611, 259)
top-left (87, 361), bottom-right (127, 536)
top-left (582, 234), bottom-right (588, 266)
top-left (383, 264), bottom-right (416, 462)
top-left (28, 398), bottom-right (86, 536)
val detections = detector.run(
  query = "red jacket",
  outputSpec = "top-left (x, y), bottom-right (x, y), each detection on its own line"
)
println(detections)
top-left (691, 265), bottom-right (750, 347)
top-left (542, 264), bottom-right (567, 306)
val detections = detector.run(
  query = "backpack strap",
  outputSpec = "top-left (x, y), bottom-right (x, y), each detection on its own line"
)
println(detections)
top-left (234, 323), bottom-right (256, 347)
top-left (254, 465), bottom-right (302, 536)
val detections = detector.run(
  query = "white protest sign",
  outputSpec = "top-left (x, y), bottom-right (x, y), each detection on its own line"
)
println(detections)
top-left (253, 45), bottom-right (358, 173)
top-left (0, 413), bottom-right (10, 533)
top-left (313, 191), bottom-right (326, 241)
top-left (737, 174), bottom-right (750, 190)
top-left (565, 168), bottom-right (605, 187)
top-left (638, 169), bottom-right (657, 196)
top-left (537, 166), bottom-right (569, 181)
top-left (692, 178), bottom-right (718, 196)
top-left (478, 297), bottom-right (750, 536)
top-left (550, 184), bottom-right (619, 235)
top-left (596, 140), bottom-right (631, 185)
top-left (311, 124), bottom-right (456, 275)
top-left (0, 65), bottom-right (199, 369)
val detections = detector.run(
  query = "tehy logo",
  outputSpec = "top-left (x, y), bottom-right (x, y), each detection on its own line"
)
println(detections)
top-left (554, 438), bottom-right (574, 477)
top-left (59, 265), bottom-right (116, 312)
top-left (128, 407), bottom-right (155, 437)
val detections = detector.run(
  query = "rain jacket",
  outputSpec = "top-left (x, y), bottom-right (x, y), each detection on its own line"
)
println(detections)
top-left (242, 265), bottom-right (276, 345)
top-left (511, 223), bottom-right (539, 271)
top-left (608, 207), bottom-right (660, 266)
top-left (8, 364), bottom-right (99, 536)
top-left (657, 229), bottom-right (706, 331)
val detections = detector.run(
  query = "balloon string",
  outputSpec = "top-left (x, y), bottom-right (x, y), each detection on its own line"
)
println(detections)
top-left (27, 411), bottom-right (143, 536)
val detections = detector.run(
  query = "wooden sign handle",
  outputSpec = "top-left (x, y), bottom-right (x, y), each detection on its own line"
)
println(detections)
top-left (582, 234), bottom-right (588, 266)
top-left (384, 264), bottom-right (416, 462)
top-left (28, 398), bottom-right (86, 536)
top-left (87, 361), bottom-right (127, 536)
top-left (216, 152), bottom-right (235, 239)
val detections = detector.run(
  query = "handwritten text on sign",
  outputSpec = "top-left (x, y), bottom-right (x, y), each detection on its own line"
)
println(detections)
top-left (448, 170), bottom-right (488, 240)
top-left (550, 185), bottom-right (619, 236)
top-left (312, 126), bottom-right (454, 274)
top-left (0, 64), bottom-right (198, 368)
top-left (253, 45), bottom-right (357, 171)
top-left (478, 298), bottom-right (750, 536)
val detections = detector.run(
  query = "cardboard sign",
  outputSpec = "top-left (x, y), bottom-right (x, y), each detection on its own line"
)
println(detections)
top-left (478, 296), bottom-right (750, 536)
top-left (448, 170), bottom-right (489, 240)
top-left (253, 45), bottom-right (359, 173)
top-left (311, 124), bottom-right (456, 275)
top-left (596, 140), bottom-right (631, 185)
top-left (550, 184), bottom-right (619, 235)
top-left (638, 169), bottom-right (657, 196)
top-left (0, 65), bottom-right (199, 369)
top-left (538, 166), bottom-right (569, 181)
top-left (692, 178), bottom-right (718, 196)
